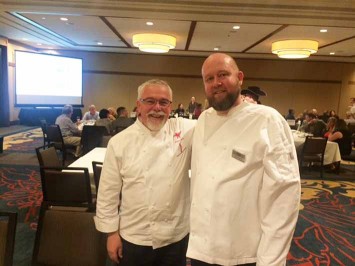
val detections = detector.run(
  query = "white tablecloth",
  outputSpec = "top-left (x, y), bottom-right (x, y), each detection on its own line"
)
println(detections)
top-left (292, 131), bottom-right (341, 165)
top-left (68, 147), bottom-right (106, 174)
top-left (68, 147), bottom-right (107, 192)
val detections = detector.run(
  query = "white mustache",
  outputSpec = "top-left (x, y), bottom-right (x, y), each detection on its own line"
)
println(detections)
top-left (148, 111), bottom-right (166, 117)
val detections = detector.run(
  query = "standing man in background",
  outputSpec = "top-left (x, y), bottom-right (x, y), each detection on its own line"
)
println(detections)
top-left (187, 53), bottom-right (300, 266)
top-left (94, 79), bottom-right (195, 265)
top-left (188, 96), bottom-right (197, 114)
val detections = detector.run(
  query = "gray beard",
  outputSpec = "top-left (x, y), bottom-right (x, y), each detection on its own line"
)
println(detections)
top-left (208, 91), bottom-right (239, 111)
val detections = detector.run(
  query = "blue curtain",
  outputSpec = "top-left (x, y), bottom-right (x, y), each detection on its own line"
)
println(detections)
top-left (0, 45), bottom-right (10, 126)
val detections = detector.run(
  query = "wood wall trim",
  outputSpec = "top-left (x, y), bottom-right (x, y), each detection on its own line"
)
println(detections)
top-left (83, 70), bottom-right (342, 84)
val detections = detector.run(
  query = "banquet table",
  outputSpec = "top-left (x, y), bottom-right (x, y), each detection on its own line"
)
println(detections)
top-left (68, 147), bottom-right (107, 192)
top-left (292, 131), bottom-right (341, 165)
top-left (68, 147), bottom-right (106, 174)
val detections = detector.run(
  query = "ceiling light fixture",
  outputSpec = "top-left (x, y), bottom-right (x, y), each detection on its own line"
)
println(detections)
top-left (214, 47), bottom-right (219, 51)
top-left (97, 42), bottom-right (103, 45)
top-left (146, 22), bottom-right (154, 26)
top-left (320, 29), bottom-right (327, 33)
top-left (330, 52), bottom-right (335, 55)
top-left (272, 40), bottom-right (318, 59)
top-left (60, 17), bottom-right (68, 21)
top-left (233, 25), bottom-right (240, 30)
top-left (132, 33), bottom-right (176, 53)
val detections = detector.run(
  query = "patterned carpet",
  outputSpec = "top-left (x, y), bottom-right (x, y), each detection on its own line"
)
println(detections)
top-left (0, 128), bottom-right (354, 265)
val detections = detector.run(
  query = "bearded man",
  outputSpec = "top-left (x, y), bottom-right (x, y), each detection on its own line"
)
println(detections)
top-left (95, 79), bottom-right (195, 266)
top-left (187, 53), bottom-right (301, 266)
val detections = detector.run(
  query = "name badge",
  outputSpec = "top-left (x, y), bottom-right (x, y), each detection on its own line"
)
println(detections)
top-left (232, 149), bottom-right (246, 163)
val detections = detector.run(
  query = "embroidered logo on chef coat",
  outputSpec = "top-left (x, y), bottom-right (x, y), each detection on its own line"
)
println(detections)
top-left (232, 149), bottom-right (246, 162)
top-left (174, 131), bottom-right (186, 156)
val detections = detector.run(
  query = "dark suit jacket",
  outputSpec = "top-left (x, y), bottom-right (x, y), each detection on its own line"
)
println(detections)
top-left (111, 117), bottom-right (134, 135)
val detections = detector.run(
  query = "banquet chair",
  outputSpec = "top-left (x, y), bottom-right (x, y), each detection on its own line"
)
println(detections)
top-left (39, 167), bottom-right (94, 209)
top-left (39, 119), bottom-right (50, 146)
top-left (0, 211), bottom-right (17, 266)
top-left (92, 161), bottom-right (103, 194)
top-left (80, 125), bottom-right (107, 155)
top-left (299, 136), bottom-right (328, 178)
top-left (46, 124), bottom-right (75, 166)
top-left (32, 202), bottom-right (107, 266)
top-left (35, 144), bottom-right (62, 168)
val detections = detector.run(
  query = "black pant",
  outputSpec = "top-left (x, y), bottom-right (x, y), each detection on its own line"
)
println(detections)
top-left (117, 235), bottom-right (188, 266)
top-left (191, 259), bottom-right (256, 266)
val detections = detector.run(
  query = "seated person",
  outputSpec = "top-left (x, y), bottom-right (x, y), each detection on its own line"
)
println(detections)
top-left (285, 109), bottom-right (296, 120)
top-left (111, 106), bottom-right (134, 135)
top-left (304, 113), bottom-right (327, 137)
top-left (326, 118), bottom-right (352, 156)
top-left (107, 107), bottom-right (117, 121)
top-left (55, 105), bottom-right (82, 157)
top-left (82, 104), bottom-right (99, 121)
top-left (95, 108), bottom-right (114, 135)
top-left (174, 103), bottom-right (185, 117)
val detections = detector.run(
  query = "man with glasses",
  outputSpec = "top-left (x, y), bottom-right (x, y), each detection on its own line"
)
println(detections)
top-left (94, 79), bottom-right (196, 265)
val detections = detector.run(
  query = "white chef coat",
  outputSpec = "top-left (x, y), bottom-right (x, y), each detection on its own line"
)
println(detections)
top-left (187, 102), bottom-right (301, 266)
top-left (94, 117), bottom-right (195, 248)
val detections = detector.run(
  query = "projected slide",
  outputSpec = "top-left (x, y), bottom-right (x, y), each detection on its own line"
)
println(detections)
top-left (15, 51), bottom-right (83, 106)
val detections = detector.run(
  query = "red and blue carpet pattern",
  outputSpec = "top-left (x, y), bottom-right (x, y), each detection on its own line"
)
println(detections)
top-left (0, 128), bottom-right (354, 265)
top-left (288, 180), bottom-right (354, 266)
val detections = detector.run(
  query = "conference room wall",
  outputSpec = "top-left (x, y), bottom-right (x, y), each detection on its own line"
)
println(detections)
top-left (65, 50), bottom-right (353, 118)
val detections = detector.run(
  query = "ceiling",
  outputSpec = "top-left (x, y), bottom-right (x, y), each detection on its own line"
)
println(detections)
top-left (0, 0), bottom-right (354, 62)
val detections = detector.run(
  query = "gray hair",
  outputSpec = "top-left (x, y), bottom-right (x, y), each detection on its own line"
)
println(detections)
top-left (62, 104), bottom-right (73, 115)
top-left (137, 79), bottom-right (173, 100)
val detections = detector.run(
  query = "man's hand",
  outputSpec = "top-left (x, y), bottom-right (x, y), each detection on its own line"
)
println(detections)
top-left (107, 231), bottom-right (123, 263)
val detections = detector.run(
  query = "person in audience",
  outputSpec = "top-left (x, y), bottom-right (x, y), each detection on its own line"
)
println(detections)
top-left (329, 110), bottom-right (337, 118)
top-left (349, 97), bottom-right (355, 119)
top-left (174, 103), bottom-right (185, 117)
top-left (326, 118), bottom-right (352, 156)
top-left (192, 103), bottom-right (202, 119)
top-left (304, 112), bottom-right (327, 137)
top-left (107, 107), bottom-right (118, 121)
top-left (188, 96), bottom-right (197, 114)
top-left (285, 109), bottom-right (296, 120)
top-left (94, 79), bottom-right (196, 266)
top-left (187, 53), bottom-right (300, 266)
top-left (311, 108), bottom-right (318, 117)
top-left (111, 106), bottom-right (134, 135)
top-left (95, 108), bottom-right (113, 135)
top-left (241, 86), bottom-right (266, 104)
top-left (55, 104), bottom-right (82, 157)
top-left (82, 104), bottom-right (99, 121)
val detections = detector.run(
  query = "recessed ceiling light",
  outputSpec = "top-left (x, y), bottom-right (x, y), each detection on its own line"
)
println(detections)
top-left (97, 42), bottom-right (103, 45)
top-left (146, 21), bottom-right (154, 26)
top-left (41, 17), bottom-right (46, 20)
top-left (330, 52), bottom-right (335, 55)
top-left (233, 25), bottom-right (240, 30)
top-left (320, 29), bottom-right (327, 33)
top-left (214, 47), bottom-right (219, 51)
top-left (60, 17), bottom-right (68, 21)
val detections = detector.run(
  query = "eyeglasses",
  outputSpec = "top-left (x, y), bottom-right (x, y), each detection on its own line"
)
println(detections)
top-left (139, 98), bottom-right (172, 107)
